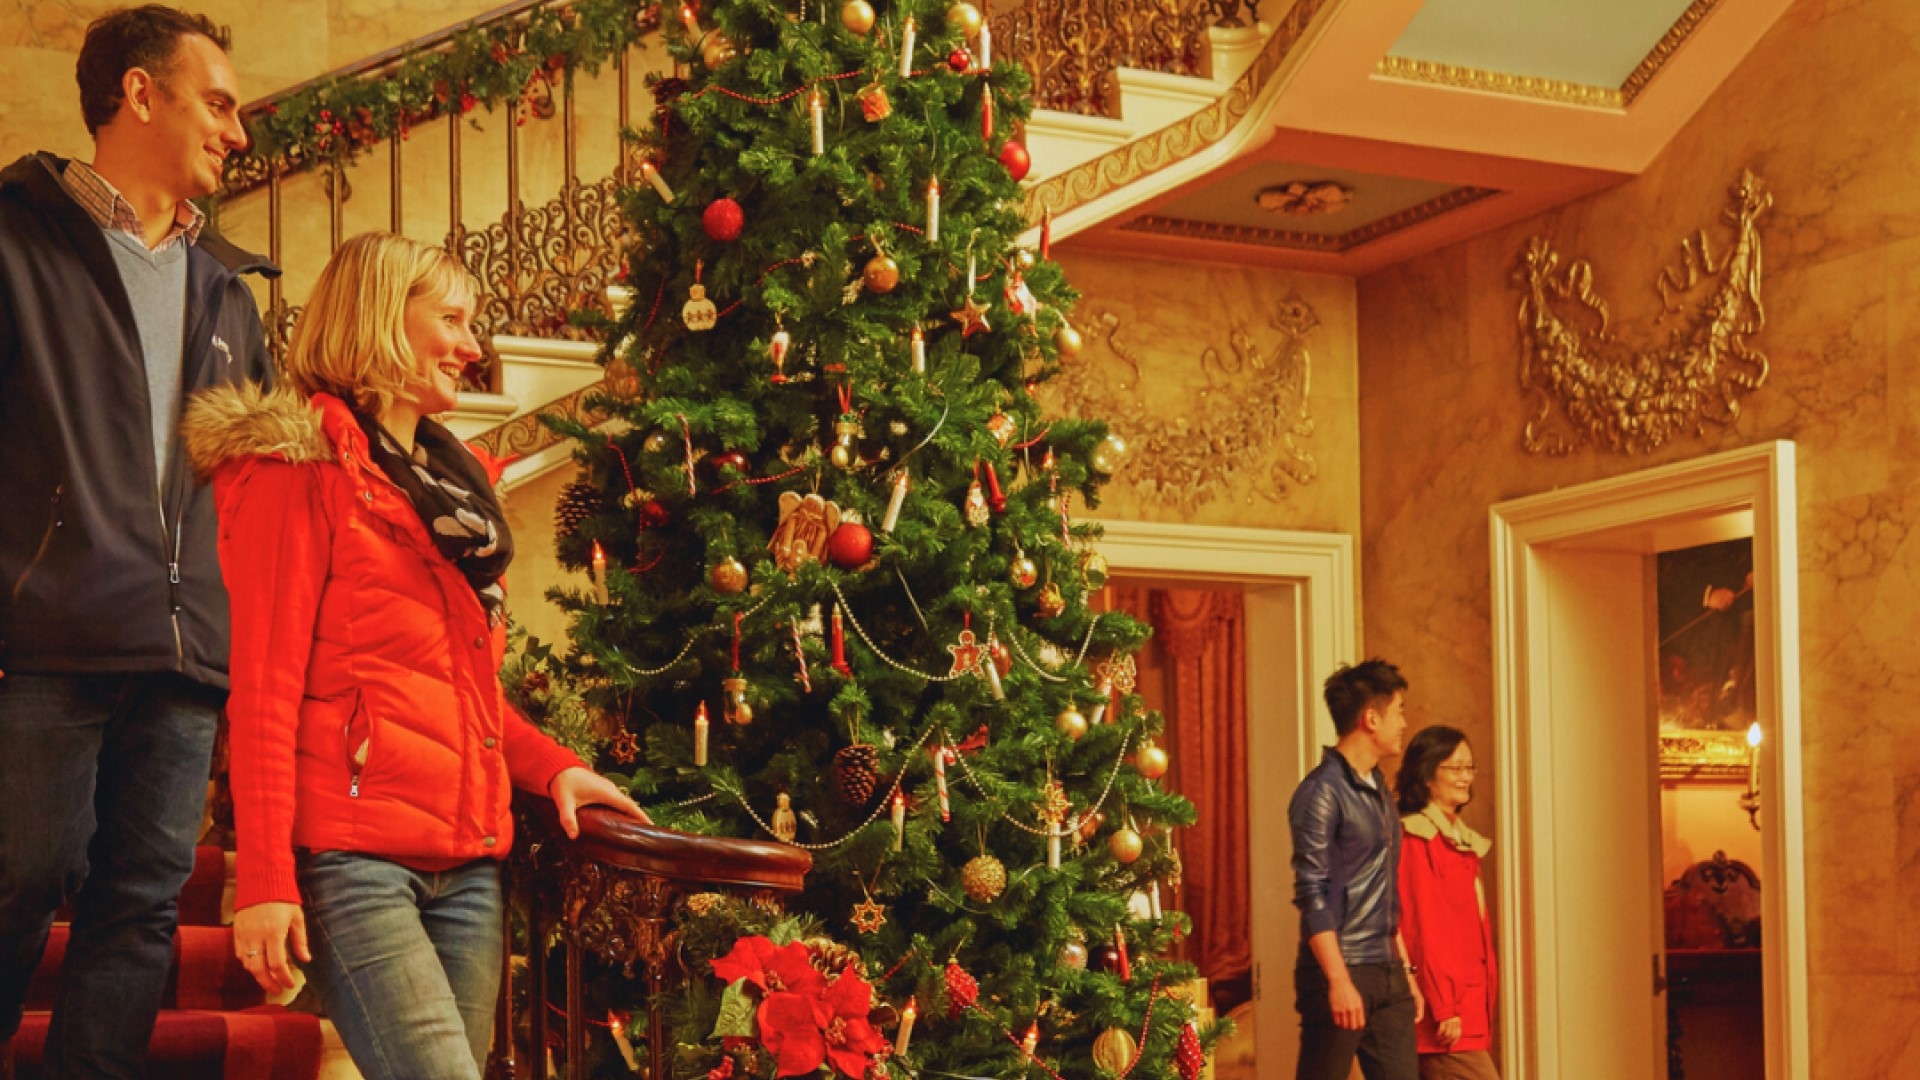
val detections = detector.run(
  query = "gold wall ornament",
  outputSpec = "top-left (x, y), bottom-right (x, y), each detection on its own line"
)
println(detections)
top-left (456, 174), bottom-right (634, 342)
top-left (1047, 290), bottom-right (1320, 514)
top-left (1515, 169), bottom-right (1771, 456)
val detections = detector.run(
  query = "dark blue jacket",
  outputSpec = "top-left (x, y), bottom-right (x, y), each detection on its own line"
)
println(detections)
top-left (0, 152), bottom-right (277, 687)
top-left (1290, 746), bottom-right (1403, 967)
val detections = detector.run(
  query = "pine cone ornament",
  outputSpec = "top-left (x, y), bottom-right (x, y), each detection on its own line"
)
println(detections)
top-left (555, 482), bottom-right (603, 540)
top-left (960, 853), bottom-right (1007, 904)
top-left (834, 743), bottom-right (880, 806)
top-left (943, 961), bottom-right (979, 1018)
top-left (803, 936), bottom-right (860, 976)
top-left (1175, 1021), bottom-right (1204, 1080)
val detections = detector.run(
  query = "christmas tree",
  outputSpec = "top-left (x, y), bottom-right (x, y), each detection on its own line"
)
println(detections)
top-left (523, 1), bottom-right (1221, 1076)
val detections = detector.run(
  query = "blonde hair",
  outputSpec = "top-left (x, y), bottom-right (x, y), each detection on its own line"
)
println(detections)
top-left (283, 232), bottom-right (476, 416)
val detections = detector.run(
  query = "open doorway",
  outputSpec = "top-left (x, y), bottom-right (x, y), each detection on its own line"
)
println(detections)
top-left (1489, 442), bottom-right (1808, 1080)
top-left (1089, 520), bottom-right (1357, 1080)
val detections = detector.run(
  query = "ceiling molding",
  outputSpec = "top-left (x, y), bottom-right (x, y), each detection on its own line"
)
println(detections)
top-left (1376, 0), bottom-right (1728, 111)
top-left (1118, 185), bottom-right (1501, 253)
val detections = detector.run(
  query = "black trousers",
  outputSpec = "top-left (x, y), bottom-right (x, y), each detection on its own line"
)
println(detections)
top-left (1295, 961), bottom-right (1419, 1080)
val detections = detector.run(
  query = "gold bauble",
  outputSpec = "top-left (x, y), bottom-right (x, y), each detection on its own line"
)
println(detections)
top-left (1055, 706), bottom-right (1089, 740)
top-left (1108, 826), bottom-right (1143, 864)
top-left (643, 430), bottom-right (671, 454)
top-left (829, 441), bottom-right (857, 469)
top-left (862, 254), bottom-right (900, 294)
top-left (839, 0), bottom-right (875, 34)
top-left (1093, 1027), bottom-right (1139, 1074)
top-left (961, 853), bottom-right (1007, 903)
top-left (945, 1), bottom-right (983, 37)
top-left (1135, 739), bottom-right (1170, 780)
top-left (1015, 248), bottom-right (1037, 271)
top-left (1077, 810), bottom-right (1105, 844)
top-left (1054, 323), bottom-right (1083, 358)
top-left (1060, 939), bottom-right (1089, 970)
top-left (1089, 433), bottom-right (1127, 476)
top-left (710, 557), bottom-right (748, 595)
top-left (1010, 554), bottom-right (1039, 589)
top-left (1081, 550), bottom-right (1109, 589)
top-left (722, 675), bottom-right (753, 726)
top-left (699, 32), bottom-right (737, 69)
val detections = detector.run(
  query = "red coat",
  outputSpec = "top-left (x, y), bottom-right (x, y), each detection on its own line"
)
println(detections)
top-left (184, 386), bottom-right (581, 911)
top-left (1397, 807), bottom-right (1498, 1055)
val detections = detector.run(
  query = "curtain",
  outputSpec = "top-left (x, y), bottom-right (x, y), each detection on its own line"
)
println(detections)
top-left (1106, 583), bottom-right (1252, 989)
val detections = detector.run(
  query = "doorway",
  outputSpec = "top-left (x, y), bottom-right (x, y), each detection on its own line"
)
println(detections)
top-left (1488, 442), bottom-right (1808, 1080)
top-left (1091, 519), bottom-right (1357, 1080)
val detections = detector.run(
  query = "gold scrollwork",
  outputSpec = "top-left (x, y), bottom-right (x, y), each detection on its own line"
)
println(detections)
top-left (1514, 169), bottom-right (1770, 456)
top-left (991, 0), bottom-right (1213, 117)
top-left (456, 175), bottom-right (635, 342)
top-left (1048, 290), bottom-right (1320, 513)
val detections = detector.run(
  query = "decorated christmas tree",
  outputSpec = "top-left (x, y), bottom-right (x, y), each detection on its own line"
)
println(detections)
top-left (520, 0), bottom-right (1223, 1076)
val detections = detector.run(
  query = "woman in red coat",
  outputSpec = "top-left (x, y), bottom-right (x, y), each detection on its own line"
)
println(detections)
top-left (1395, 726), bottom-right (1499, 1080)
top-left (183, 232), bottom-right (645, 1080)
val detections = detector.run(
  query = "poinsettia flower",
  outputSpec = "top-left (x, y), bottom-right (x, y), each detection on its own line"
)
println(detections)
top-left (758, 991), bottom-right (828, 1076)
top-left (817, 968), bottom-right (891, 1079)
top-left (710, 937), bottom-right (826, 997)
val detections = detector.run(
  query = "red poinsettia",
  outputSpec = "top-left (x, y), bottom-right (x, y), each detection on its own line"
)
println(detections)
top-left (758, 964), bottom-right (889, 1078)
top-left (710, 937), bottom-right (826, 997)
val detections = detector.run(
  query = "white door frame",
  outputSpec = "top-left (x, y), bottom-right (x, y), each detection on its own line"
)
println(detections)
top-left (1092, 518), bottom-right (1359, 1075)
top-left (1488, 441), bottom-right (1807, 1080)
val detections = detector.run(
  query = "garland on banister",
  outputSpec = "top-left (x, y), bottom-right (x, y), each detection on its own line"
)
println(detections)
top-left (223, 0), bottom-right (661, 187)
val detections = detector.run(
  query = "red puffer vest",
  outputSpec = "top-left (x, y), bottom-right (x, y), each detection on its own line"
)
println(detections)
top-left (183, 385), bottom-right (581, 911)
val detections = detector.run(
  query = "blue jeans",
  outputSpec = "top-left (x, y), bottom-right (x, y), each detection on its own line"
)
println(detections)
top-left (0, 672), bottom-right (222, 1078)
top-left (297, 851), bottom-right (502, 1080)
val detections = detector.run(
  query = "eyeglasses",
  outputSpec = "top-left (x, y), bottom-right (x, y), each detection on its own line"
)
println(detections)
top-left (1436, 764), bottom-right (1478, 776)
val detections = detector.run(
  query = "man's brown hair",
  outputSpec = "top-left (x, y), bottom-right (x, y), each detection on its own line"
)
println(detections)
top-left (75, 6), bottom-right (231, 136)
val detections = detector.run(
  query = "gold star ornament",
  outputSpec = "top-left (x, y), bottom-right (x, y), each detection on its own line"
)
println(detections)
top-left (949, 295), bottom-right (992, 337)
top-left (851, 898), bottom-right (887, 934)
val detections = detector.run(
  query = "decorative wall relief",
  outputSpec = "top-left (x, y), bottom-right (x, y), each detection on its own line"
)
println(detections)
top-left (1515, 169), bottom-right (1771, 455)
top-left (1051, 290), bottom-right (1319, 514)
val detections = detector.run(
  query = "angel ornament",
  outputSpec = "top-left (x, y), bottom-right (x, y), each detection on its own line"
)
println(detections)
top-left (771, 792), bottom-right (798, 843)
top-left (769, 492), bottom-right (842, 573)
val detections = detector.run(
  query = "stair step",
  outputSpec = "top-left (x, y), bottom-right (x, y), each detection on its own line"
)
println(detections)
top-left (27, 924), bottom-right (263, 1012)
top-left (12, 1006), bottom-right (323, 1080)
top-left (51, 845), bottom-right (230, 928)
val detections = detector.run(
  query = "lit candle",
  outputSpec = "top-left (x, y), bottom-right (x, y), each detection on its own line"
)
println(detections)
top-left (894, 997), bottom-right (917, 1057)
top-left (909, 325), bottom-right (926, 374)
top-left (977, 21), bottom-right (991, 69)
top-left (891, 790), bottom-right (906, 851)
top-left (693, 702), bottom-right (709, 766)
top-left (933, 746), bottom-right (950, 821)
top-left (640, 160), bottom-right (675, 203)
top-left (590, 541), bottom-right (609, 604)
top-left (925, 176), bottom-right (940, 244)
top-left (1021, 1022), bottom-right (1039, 1057)
top-left (809, 89), bottom-right (824, 156)
top-left (1746, 721), bottom-right (1763, 795)
top-left (883, 470), bottom-right (910, 532)
top-left (679, 3), bottom-right (701, 38)
top-left (899, 16), bottom-right (916, 79)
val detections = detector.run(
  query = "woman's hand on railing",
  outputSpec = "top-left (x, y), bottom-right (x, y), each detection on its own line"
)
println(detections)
top-left (548, 766), bottom-right (650, 839)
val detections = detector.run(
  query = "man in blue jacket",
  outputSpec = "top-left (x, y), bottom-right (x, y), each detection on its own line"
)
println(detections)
top-left (0, 6), bottom-right (276, 1076)
top-left (1290, 659), bottom-right (1426, 1080)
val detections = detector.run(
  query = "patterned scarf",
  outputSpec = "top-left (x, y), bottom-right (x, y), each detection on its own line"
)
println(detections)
top-left (355, 411), bottom-right (514, 626)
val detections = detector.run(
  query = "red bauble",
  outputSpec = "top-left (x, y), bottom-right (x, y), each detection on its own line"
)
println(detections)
top-left (636, 499), bottom-right (671, 530)
top-left (999, 141), bottom-right (1031, 181)
top-left (1175, 1021), bottom-right (1205, 1080)
top-left (827, 522), bottom-right (874, 568)
top-left (707, 450), bottom-right (751, 479)
top-left (944, 961), bottom-right (979, 1018)
top-left (702, 197), bottom-right (745, 242)
top-left (947, 47), bottom-right (971, 72)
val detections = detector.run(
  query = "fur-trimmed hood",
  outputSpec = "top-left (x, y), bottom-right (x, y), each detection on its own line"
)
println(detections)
top-left (182, 382), bottom-right (334, 480)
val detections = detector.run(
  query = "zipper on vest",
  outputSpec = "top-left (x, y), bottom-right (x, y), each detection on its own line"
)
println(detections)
top-left (9, 485), bottom-right (63, 605)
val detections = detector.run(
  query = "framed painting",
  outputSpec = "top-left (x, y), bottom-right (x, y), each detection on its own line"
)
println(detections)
top-left (1656, 537), bottom-right (1755, 778)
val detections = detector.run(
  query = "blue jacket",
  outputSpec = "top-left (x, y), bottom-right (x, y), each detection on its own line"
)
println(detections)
top-left (0, 152), bottom-right (277, 687)
top-left (1290, 746), bottom-right (1403, 967)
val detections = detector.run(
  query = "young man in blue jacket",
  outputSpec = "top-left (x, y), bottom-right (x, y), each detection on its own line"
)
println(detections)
top-left (1290, 659), bottom-right (1426, 1080)
top-left (0, 6), bottom-right (275, 1076)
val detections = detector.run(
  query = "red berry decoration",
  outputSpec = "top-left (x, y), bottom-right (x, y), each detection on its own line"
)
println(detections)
top-left (944, 961), bottom-right (979, 1018)
top-left (947, 47), bottom-right (971, 72)
top-left (827, 521), bottom-right (874, 568)
top-left (707, 450), bottom-right (751, 480)
top-left (636, 498), bottom-right (671, 530)
top-left (1175, 1021), bottom-right (1204, 1080)
top-left (702, 197), bottom-right (745, 242)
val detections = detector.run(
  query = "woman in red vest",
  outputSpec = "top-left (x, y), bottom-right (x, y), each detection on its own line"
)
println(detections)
top-left (1395, 726), bottom-right (1499, 1080)
top-left (185, 232), bottom-right (645, 1080)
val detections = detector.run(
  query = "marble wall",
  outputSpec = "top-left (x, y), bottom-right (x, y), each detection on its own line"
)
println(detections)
top-left (1356, 0), bottom-right (1920, 1074)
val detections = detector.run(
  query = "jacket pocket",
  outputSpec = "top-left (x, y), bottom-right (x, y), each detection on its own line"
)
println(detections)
top-left (342, 689), bottom-right (370, 797)
top-left (9, 484), bottom-right (64, 606)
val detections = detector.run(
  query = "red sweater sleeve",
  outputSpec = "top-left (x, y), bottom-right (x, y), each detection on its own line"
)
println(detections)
top-left (502, 696), bottom-right (584, 795)
top-left (217, 460), bottom-right (332, 911)
top-left (1398, 836), bottom-right (1461, 1024)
